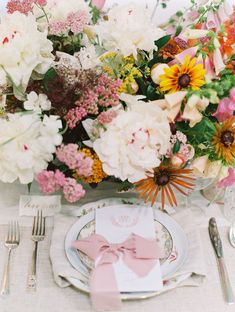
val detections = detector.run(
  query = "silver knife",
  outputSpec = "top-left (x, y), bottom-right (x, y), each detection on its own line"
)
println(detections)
top-left (209, 218), bottom-right (234, 305)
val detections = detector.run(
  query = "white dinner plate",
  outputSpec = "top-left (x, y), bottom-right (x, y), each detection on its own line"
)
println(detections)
top-left (64, 200), bottom-right (188, 300)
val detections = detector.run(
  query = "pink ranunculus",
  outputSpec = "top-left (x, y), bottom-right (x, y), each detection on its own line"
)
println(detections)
top-left (218, 168), bottom-right (235, 188)
top-left (91, 0), bottom-right (106, 10)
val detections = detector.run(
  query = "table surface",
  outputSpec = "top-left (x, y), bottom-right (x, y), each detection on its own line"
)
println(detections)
top-left (0, 181), bottom-right (234, 312)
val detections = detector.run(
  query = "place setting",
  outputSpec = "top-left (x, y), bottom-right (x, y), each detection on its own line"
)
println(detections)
top-left (48, 197), bottom-right (208, 310)
top-left (0, 0), bottom-right (235, 311)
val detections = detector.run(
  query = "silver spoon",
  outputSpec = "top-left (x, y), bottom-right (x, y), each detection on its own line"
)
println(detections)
top-left (229, 222), bottom-right (235, 248)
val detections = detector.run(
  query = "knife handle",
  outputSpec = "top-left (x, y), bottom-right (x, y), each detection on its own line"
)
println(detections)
top-left (209, 218), bottom-right (234, 305)
top-left (208, 218), bottom-right (223, 258)
top-left (218, 258), bottom-right (234, 305)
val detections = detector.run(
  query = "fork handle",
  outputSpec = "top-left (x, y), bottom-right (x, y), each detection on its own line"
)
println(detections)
top-left (1, 249), bottom-right (12, 296)
top-left (27, 241), bottom-right (38, 291)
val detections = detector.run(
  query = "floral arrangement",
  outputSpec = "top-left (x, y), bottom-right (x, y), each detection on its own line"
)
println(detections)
top-left (1, 0), bottom-right (235, 209)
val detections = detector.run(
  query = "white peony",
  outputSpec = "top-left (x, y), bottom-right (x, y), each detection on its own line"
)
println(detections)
top-left (93, 95), bottom-right (171, 182)
top-left (0, 12), bottom-right (54, 95)
top-left (24, 92), bottom-right (51, 112)
top-left (94, 4), bottom-right (165, 58)
top-left (0, 113), bottom-right (62, 184)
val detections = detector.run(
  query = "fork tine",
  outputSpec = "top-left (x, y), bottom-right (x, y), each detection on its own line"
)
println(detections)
top-left (40, 210), bottom-right (43, 235)
top-left (15, 221), bottom-right (20, 242)
top-left (13, 221), bottom-right (16, 242)
top-left (37, 210), bottom-right (42, 236)
top-left (6, 222), bottom-right (10, 241)
top-left (10, 221), bottom-right (13, 242)
top-left (32, 216), bottom-right (37, 235)
top-left (41, 217), bottom-right (46, 236)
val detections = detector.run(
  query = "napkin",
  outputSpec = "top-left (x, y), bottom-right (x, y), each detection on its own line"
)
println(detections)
top-left (50, 204), bottom-right (207, 293)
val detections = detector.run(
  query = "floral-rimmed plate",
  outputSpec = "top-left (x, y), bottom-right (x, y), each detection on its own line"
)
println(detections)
top-left (65, 200), bottom-right (188, 300)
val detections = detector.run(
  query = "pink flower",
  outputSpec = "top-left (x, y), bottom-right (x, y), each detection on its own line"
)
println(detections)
top-left (91, 0), bottom-right (106, 10)
top-left (218, 168), bottom-right (235, 188)
top-left (213, 91), bottom-right (235, 122)
top-left (56, 144), bottom-right (93, 177)
top-left (97, 110), bottom-right (117, 124)
top-left (7, 0), bottom-right (34, 14)
top-left (67, 11), bottom-right (89, 34)
top-left (36, 0), bottom-right (47, 5)
top-left (64, 107), bottom-right (87, 129)
top-left (7, 0), bottom-right (46, 14)
top-left (63, 178), bottom-right (85, 203)
top-left (49, 20), bottom-right (68, 35)
top-left (230, 88), bottom-right (235, 101)
top-left (36, 170), bottom-right (66, 194)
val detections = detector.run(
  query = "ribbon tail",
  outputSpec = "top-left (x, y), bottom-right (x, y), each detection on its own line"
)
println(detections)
top-left (90, 263), bottom-right (122, 311)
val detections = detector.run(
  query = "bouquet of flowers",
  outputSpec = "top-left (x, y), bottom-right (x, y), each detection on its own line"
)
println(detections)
top-left (1, 0), bottom-right (235, 209)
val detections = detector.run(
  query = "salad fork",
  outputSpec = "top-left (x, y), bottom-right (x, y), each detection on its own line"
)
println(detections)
top-left (27, 210), bottom-right (46, 291)
top-left (0, 221), bottom-right (20, 296)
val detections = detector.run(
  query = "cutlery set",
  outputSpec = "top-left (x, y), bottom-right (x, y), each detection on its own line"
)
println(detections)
top-left (0, 211), bottom-right (46, 295)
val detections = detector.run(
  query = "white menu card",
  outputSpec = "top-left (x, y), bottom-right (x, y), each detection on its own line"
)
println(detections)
top-left (96, 206), bottom-right (163, 292)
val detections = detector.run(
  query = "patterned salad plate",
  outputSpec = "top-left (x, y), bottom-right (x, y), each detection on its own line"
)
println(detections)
top-left (65, 198), bottom-right (188, 300)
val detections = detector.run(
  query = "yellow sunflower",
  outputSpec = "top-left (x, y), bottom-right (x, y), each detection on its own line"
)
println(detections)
top-left (212, 117), bottom-right (235, 165)
top-left (134, 165), bottom-right (195, 210)
top-left (159, 55), bottom-right (206, 93)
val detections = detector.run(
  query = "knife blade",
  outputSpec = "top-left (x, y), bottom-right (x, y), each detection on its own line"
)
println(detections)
top-left (209, 217), bottom-right (234, 305)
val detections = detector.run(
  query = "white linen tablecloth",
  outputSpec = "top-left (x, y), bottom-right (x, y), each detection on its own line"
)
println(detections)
top-left (0, 181), bottom-right (234, 312)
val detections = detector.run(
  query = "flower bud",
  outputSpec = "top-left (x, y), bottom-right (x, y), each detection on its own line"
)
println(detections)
top-left (171, 154), bottom-right (185, 168)
top-left (151, 63), bottom-right (169, 85)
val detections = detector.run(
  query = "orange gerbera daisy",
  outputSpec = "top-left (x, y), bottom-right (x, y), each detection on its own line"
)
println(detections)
top-left (212, 117), bottom-right (235, 165)
top-left (134, 165), bottom-right (195, 209)
top-left (159, 55), bottom-right (206, 94)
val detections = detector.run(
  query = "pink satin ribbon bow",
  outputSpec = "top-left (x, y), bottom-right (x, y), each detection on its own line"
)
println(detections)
top-left (73, 234), bottom-right (164, 311)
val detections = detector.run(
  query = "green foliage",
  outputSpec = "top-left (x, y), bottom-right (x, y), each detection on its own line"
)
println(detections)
top-left (177, 117), bottom-right (218, 160)
top-left (173, 139), bottom-right (181, 154)
top-left (146, 85), bottom-right (159, 100)
top-left (154, 35), bottom-right (171, 50)
top-left (175, 25), bottom-right (183, 37)
top-left (117, 180), bottom-right (134, 192)
top-left (27, 183), bottom-right (32, 194)
top-left (43, 68), bottom-right (57, 91)
top-left (90, 5), bottom-right (101, 24)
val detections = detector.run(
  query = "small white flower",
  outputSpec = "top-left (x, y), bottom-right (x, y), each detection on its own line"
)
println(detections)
top-left (93, 96), bottom-right (171, 183)
top-left (24, 92), bottom-right (51, 112)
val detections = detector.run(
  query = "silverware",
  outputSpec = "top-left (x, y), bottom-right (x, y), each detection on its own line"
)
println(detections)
top-left (209, 217), bottom-right (234, 305)
top-left (228, 222), bottom-right (235, 248)
top-left (27, 210), bottom-right (45, 291)
top-left (0, 221), bottom-right (20, 296)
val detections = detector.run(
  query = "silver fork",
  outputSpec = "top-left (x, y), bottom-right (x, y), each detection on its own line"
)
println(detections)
top-left (27, 210), bottom-right (45, 291)
top-left (0, 221), bottom-right (20, 296)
